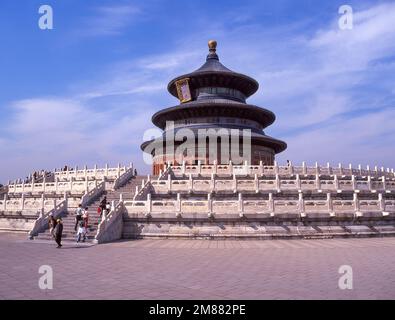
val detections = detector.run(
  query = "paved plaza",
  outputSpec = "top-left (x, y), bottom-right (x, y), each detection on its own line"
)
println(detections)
top-left (0, 233), bottom-right (395, 299)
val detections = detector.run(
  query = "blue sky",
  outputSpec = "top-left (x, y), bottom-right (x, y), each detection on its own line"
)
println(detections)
top-left (0, 0), bottom-right (394, 183)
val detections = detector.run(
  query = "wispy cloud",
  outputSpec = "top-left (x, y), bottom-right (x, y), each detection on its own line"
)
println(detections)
top-left (81, 4), bottom-right (141, 36)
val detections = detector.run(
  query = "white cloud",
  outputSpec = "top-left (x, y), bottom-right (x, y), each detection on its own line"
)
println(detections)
top-left (277, 107), bottom-right (395, 170)
top-left (80, 5), bottom-right (141, 36)
top-left (1, 98), bottom-right (153, 182)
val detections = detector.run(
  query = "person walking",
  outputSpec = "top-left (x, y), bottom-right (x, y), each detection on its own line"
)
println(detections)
top-left (48, 213), bottom-right (57, 238)
top-left (54, 218), bottom-right (63, 248)
top-left (74, 204), bottom-right (83, 231)
top-left (76, 219), bottom-right (86, 243)
top-left (97, 206), bottom-right (102, 225)
top-left (105, 202), bottom-right (111, 215)
top-left (83, 207), bottom-right (89, 235)
top-left (83, 207), bottom-right (89, 227)
top-left (134, 168), bottom-right (137, 176)
top-left (100, 196), bottom-right (107, 213)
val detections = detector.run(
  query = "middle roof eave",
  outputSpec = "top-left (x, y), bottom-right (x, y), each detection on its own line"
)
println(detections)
top-left (151, 100), bottom-right (276, 130)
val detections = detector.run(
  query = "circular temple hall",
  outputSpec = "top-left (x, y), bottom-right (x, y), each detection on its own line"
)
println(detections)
top-left (142, 41), bottom-right (287, 175)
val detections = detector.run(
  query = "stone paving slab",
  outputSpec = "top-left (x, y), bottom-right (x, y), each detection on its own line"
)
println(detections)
top-left (0, 232), bottom-right (395, 299)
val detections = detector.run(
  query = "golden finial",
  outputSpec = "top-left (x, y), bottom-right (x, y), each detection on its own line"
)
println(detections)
top-left (208, 40), bottom-right (217, 52)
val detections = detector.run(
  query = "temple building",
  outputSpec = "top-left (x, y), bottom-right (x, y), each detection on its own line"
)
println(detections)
top-left (1, 40), bottom-right (394, 242)
top-left (142, 41), bottom-right (287, 175)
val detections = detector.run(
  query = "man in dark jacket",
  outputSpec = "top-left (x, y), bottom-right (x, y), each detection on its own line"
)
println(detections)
top-left (100, 196), bottom-right (107, 212)
top-left (54, 218), bottom-right (63, 248)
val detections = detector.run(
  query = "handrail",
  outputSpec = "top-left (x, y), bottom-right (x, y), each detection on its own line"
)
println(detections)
top-left (94, 201), bottom-right (124, 244)
top-left (158, 165), bottom-right (173, 180)
top-left (133, 180), bottom-right (153, 201)
top-left (113, 167), bottom-right (134, 190)
top-left (169, 162), bottom-right (395, 179)
top-left (124, 197), bottom-right (395, 216)
top-left (28, 198), bottom-right (68, 239)
top-left (81, 181), bottom-right (105, 207)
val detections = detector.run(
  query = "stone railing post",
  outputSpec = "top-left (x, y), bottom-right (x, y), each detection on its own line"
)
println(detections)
top-left (182, 161), bottom-right (186, 175)
top-left (354, 193), bottom-right (360, 214)
top-left (207, 193), bottom-right (213, 217)
top-left (275, 174), bottom-right (280, 192)
top-left (168, 174), bottom-right (172, 193)
top-left (382, 176), bottom-right (386, 191)
top-left (367, 175), bottom-right (372, 191)
top-left (188, 174), bottom-right (192, 193)
top-left (316, 174), bottom-right (321, 191)
top-left (41, 194), bottom-right (44, 214)
top-left (197, 160), bottom-right (201, 174)
top-left (299, 192), bottom-right (305, 217)
top-left (254, 174), bottom-right (259, 193)
top-left (233, 173), bottom-right (237, 193)
top-left (302, 161), bottom-right (307, 175)
top-left (147, 193), bottom-right (152, 215)
top-left (238, 193), bottom-right (244, 217)
top-left (229, 160), bottom-right (233, 175)
top-left (378, 193), bottom-right (385, 211)
top-left (70, 176), bottom-right (74, 193)
top-left (338, 163), bottom-right (343, 176)
top-left (269, 193), bottom-right (274, 216)
top-left (274, 161), bottom-right (279, 175)
top-left (210, 173), bottom-right (215, 193)
top-left (3, 194), bottom-right (7, 211)
top-left (315, 162), bottom-right (319, 176)
top-left (259, 160), bottom-right (263, 175)
top-left (289, 161), bottom-right (294, 175)
top-left (244, 160), bottom-right (249, 175)
top-left (85, 176), bottom-right (89, 193)
top-left (327, 162), bottom-right (332, 175)
top-left (296, 174), bottom-right (301, 191)
top-left (176, 193), bottom-right (181, 215)
top-left (21, 193), bottom-right (25, 211)
top-left (213, 160), bottom-right (217, 174)
top-left (334, 175), bottom-right (339, 190)
top-left (327, 193), bottom-right (334, 216)
top-left (351, 175), bottom-right (356, 190)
